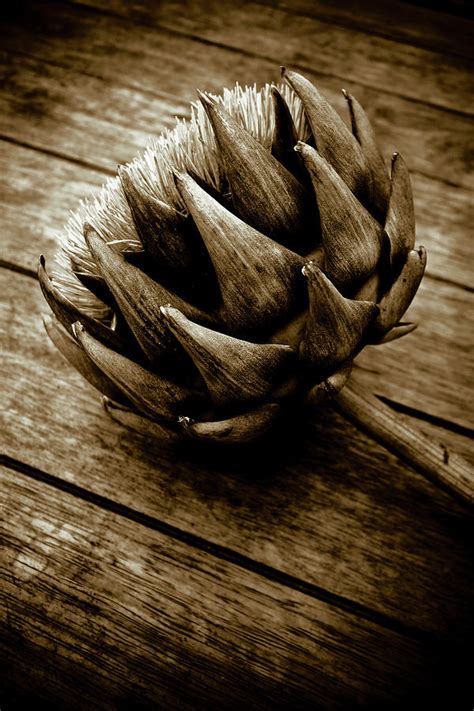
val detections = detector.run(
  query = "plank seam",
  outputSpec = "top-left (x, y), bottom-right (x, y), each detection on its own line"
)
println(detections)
top-left (59, 0), bottom-right (474, 118)
top-left (0, 260), bottom-right (37, 280)
top-left (426, 272), bottom-right (474, 294)
top-left (254, 0), bottom-right (474, 61)
top-left (0, 451), bottom-right (439, 646)
top-left (375, 395), bottom-right (474, 439)
top-left (0, 135), bottom-right (115, 177)
top-left (412, 169), bottom-right (470, 190)
top-left (6, 46), bottom-right (193, 106)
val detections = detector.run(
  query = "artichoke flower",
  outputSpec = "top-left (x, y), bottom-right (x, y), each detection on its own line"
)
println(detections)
top-left (39, 68), bottom-right (427, 446)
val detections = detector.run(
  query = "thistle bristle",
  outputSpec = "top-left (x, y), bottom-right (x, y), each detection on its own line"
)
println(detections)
top-left (53, 82), bottom-right (309, 319)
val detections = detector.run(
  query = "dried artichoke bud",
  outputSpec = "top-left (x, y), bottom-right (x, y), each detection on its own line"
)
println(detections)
top-left (40, 68), bottom-right (426, 444)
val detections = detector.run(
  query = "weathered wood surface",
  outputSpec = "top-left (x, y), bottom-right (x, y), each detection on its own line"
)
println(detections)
top-left (0, 140), bottom-right (107, 274)
top-left (258, 0), bottom-right (474, 59)
top-left (4, 466), bottom-right (471, 708)
top-left (1, 5), bottom-right (473, 189)
top-left (2, 269), bottom-right (473, 641)
top-left (356, 277), bottom-right (474, 430)
top-left (72, 0), bottom-right (473, 113)
top-left (1, 0), bottom-right (473, 706)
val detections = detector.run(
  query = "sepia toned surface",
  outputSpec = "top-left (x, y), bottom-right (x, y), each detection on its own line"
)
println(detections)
top-left (1, 1), bottom-right (473, 707)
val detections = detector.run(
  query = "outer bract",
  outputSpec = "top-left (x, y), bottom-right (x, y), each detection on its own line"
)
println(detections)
top-left (39, 68), bottom-right (426, 444)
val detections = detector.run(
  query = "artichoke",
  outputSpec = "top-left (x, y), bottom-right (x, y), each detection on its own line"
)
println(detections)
top-left (39, 68), bottom-right (427, 445)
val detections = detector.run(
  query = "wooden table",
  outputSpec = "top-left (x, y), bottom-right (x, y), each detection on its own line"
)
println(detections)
top-left (1, 1), bottom-right (473, 707)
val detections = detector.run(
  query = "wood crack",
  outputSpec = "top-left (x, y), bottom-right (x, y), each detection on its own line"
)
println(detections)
top-left (0, 135), bottom-right (115, 177)
top-left (0, 451), bottom-right (442, 646)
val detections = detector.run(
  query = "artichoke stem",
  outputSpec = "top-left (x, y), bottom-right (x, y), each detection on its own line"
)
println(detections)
top-left (333, 379), bottom-right (474, 509)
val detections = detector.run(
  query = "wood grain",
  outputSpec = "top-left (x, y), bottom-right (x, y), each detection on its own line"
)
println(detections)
top-left (410, 173), bottom-right (474, 289)
top-left (1, 1), bottom-right (473, 704)
top-left (2, 465), bottom-right (471, 709)
top-left (2, 268), bottom-right (473, 640)
top-left (0, 51), bottom-right (185, 172)
top-left (0, 6), bottom-right (472, 189)
top-left (356, 277), bottom-right (474, 431)
top-left (257, 0), bottom-right (474, 59)
top-left (71, 0), bottom-right (473, 114)
top-left (0, 139), bottom-right (106, 273)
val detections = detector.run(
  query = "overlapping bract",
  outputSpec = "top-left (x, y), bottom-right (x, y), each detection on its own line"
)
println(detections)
top-left (39, 68), bottom-right (426, 443)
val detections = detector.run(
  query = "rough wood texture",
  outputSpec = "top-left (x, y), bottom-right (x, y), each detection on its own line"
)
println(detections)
top-left (257, 0), bottom-right (474, 59)
top-left (356, 277), bottom-right (474, 430)
top-left (72, 0), bottom-right (473, 112)
top-left (1, 0), bottom-right (473, 706)
top-left (1, 5), bottom-right (472, 189)
top-left (4, 466), bottom-right (471, 708)
top-left (0, 51), bottom-right (180, 171)
top-left (0, 140), bottom-right (107, 272)
top-left (2, 269), bottom-right (473, 642)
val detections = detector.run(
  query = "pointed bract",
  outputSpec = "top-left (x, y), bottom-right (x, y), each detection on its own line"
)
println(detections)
top-left (300, 263), bottom-right (378, 371)
top-left (72, 270), bottom-right (115, 308)
top-left (384, 154), bottom-right (416, 270)
top-left (342, 89), bottom-right (389, 217)
top-left (179, 404), bottom-right (281, 444)
top-left (377, 322), bottom-right (418, 344)
top-left (161, 306), bottom-right (296, 407)
top-left (74, 322), bottom-right (202, 422)
top-left (38, 255), bottom-right (128, 353)
top-left (271, 86), bottom-right (309, 185)
top-left (102, 397), bottom-right (179, 441)
top-left (269, 310), bottom-right (308, 350)
top-left (120, 167), bottom-right (200, 280)
top-left (84, 224), bottom-right (214, 364)
top-left (43, 314), bottom-right (127, 403)
top-left (296, 142), bottom-right (382, 290)
top-left (306, 362), bottom-right (353, 404)
top-left (375, 247), bottom-right (426, 334)
top-left (175, 172), bottom-right (305, 334)
top-left (282, 68), bottom-right (366, 196)
top-left (187, 169), bottom-right (233, 211)
top-left (198, 90), bottom-right (314, 251)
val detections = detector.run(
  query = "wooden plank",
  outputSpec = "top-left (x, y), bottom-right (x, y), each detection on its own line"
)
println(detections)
top-left (356, 277), bottom-right (474, 430)
top-left (3, 465), bottom-right (469, 707)
top-left (256, 0), bottom-right (474, 59)
top-left (0, 10), bottom-right (472, 190)
top-left (70, 0), bottom-right (473, 114)
top-left (0, 140), bottom-right (106, 274)
top-left (0, 51), bottom-right (187, 173)
top-left (1, 268), bottom-right (473, 641)
top-left (410, 173), bottom-right (474, 289)
top-left (1, 138), bottom-right (472, 289)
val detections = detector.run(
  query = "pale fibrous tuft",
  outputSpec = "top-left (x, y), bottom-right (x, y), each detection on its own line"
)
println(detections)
top-left (53, 83), bottom-right (309, 319)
